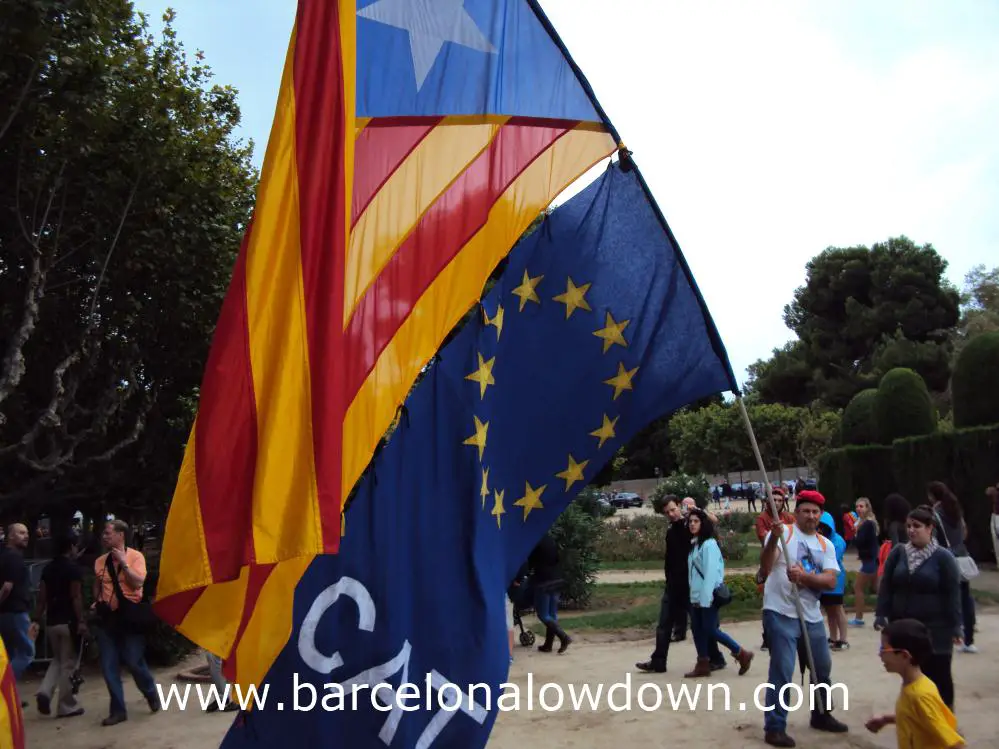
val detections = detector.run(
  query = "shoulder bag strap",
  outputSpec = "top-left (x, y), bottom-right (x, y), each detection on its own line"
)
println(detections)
top-left (932, 510), bottom-right (951, 549)
top-left (106, 553), bottom-right (129, 606)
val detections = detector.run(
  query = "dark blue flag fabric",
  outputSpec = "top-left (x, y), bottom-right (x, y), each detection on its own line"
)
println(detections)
top-left (220, 162), bottom-right (738, 749)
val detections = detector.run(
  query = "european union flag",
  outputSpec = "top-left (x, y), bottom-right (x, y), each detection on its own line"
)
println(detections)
top-left (220, 162), bottom-right (737, 749)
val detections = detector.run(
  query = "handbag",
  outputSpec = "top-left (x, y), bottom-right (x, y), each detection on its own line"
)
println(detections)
top-left (106, 553), bottom-right (160, 632)
top-left (692, 554), bottom-right (732, 608)
top-left (932, 510), bottom-right (980, 582)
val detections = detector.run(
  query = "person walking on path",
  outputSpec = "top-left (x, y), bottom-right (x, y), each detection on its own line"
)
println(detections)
top-left (818, 512), bottom-right (849, 651)
top-left (927, 482), bottom-right (977, 654)
top-left (636, 497), bottom-right (724, 673)
top-left (34, 534), bottom-right (86, 718)
top-left (866, 618), bottom-right (965, 749)
top-left (527, 533), bottom-right (571, 654)
top-left (875, 505), bottom-right (963, 709)
top-left (683, 508), bottom-right (753, 678)
top-left (849, 497), bottom-right (879, 627)
top-left (92, 519), bottom-right (159, 726)
top-left (759, 489), bottom-right (848, 747)
top-left (0, 523), bottom-right (36, 683)
top-left (988, 482), bottom-right (999, 567)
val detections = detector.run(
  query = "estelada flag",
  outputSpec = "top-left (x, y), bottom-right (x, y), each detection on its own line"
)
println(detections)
top-left (0, 641), bottom-right (24, 749)
top-left (154, 0), bottom-right (617, 687)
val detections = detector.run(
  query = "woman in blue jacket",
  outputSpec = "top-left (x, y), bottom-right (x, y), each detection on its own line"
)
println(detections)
top-left (818, 512), bottom-right (849, 650)
top-left (684, 508), bottom-right (754, 678)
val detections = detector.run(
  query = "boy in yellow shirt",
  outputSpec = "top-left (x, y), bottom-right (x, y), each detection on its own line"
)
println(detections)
top-left (866, 619), bottom-right (964, 748)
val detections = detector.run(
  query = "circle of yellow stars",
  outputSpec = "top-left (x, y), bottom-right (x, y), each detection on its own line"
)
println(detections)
top-left (464, 270), bottom-right (639, 529)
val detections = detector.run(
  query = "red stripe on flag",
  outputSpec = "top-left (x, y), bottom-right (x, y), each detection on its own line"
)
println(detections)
top-left (152, 587), bottom-right (206, 628)
top-left (293, 0), bottom-right (350, 552)
top-left (352, 118), bottom-right (442, 227)
top-left (1, 666), bottom-right (24, 749)
top-left (343, 119), bottom-right (573, 395)
top-left (221, 563), bottom-right (275, 683)
top-left (196, 237), bottom-right (259, 580)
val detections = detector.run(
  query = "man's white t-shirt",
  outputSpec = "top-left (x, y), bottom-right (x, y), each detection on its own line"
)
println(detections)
top-left (763, 523), bottom-right (840, 623)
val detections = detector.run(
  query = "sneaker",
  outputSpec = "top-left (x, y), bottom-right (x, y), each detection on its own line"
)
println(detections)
top-left (847, 618), bottom-right (865, 627)
top-left (961, 644), bottom-right (979, 654)
top-left (102, 713), bottom-right (127, 726)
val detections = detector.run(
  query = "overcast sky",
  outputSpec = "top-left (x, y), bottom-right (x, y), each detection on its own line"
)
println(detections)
top-left (133, 0), bottom-right (999, 388)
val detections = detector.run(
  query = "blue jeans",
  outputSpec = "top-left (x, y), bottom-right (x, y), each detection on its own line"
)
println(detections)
top-left (534, 590), bottom-right (559, 626)
top-left (960, 581), bottom-right (975, 646)
top-left (96, 625), bottom-right (157, 716)
top-left (691, 605), bottom-right (742, 659)
top-left (762, 610), bottom-right (833, 734)
top-left (0, 612), bottom-right (35, 679)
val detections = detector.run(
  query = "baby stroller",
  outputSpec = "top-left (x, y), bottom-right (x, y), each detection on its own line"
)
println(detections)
top-left (507, 575), bottom-right (536, 647)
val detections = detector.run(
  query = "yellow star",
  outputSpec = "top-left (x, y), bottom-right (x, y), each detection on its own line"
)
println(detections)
top-left (553, 277), bottom-right (592, 319)
top-left (590, 413), bottom-right (619, 449)
top-left (593, 311), bottom-right (630, 353)
top-left (480, 467), bottom-right (490, 509)
top-left (514, 481), bottom-right (546, 521)
top-left (491, 489), bottom-right (506, 529)
top-left (604, 362), bottom-right (639, 400)
top-left (484, 304), bottom-right (504, 340)
top-left (512, 270), bottom-right (543, 312)
top-left (465, 352), bottom-right (496, 399)
top-left (462, 415), bottom-right (489, 460)
top-left (556, 455), bottom-right (589, 492)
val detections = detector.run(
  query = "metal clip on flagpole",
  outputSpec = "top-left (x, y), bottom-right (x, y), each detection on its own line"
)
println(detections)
top-left (736, 396), bottom-right (819, 689)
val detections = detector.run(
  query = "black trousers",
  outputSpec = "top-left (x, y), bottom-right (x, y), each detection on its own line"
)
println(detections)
top-left (650, 584), bottom-right (722, 667)
top-left (921, 651), bottom-right (954, 709)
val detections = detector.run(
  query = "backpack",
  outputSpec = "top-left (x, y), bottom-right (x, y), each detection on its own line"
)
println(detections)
top-left (783, 523), bottom-right (827, 552)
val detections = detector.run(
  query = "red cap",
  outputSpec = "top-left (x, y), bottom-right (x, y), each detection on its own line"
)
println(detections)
top-left (796, 489), bottom-right (825, 507)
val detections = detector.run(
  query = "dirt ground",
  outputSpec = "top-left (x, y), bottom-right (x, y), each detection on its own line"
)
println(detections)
top-left (22, 611), bottom-right (999, 748)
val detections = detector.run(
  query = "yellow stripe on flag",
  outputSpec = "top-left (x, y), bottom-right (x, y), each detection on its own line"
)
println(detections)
top-left (243, 27), bottom-right (322, 564)
top-left (341, 127), bottom-right (616, 499)
top-left (343, 118), bottom-right (507, 322)
top-left (157, 423), bottom-right (210, 596)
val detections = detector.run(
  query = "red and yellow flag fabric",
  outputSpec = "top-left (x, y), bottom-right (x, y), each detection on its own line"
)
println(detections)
top-left (0, 641), bottom-right (24, 749)
top-left (154, 0), bottom-right (616, 688)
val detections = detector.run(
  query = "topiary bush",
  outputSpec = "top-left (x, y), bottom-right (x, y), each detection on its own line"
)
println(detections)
top-left (841, 388), bottom-right (879, 445)
top-left (550, 502), bottom-right (602, 609)
top-left (874, 367), bottom-right (937, 444)
top-left (952, 331), bottom-right (999, 429)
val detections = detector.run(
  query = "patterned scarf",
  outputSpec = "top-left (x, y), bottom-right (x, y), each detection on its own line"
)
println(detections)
top-left (905, 540), bottom-right (939, 573)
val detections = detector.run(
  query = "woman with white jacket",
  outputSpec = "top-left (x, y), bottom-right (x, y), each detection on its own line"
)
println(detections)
top-left (684, 508), bottom-right (754, 678)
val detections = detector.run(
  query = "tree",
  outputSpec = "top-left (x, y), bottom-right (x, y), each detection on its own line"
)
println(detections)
top-left (0, 2), bottom-right (257, 519)
top-left (751, 237), bottom-right (960, 409)
top-left (954, 264), bottom-right (999, 351)
top-left (796, 407), bottom-right (841, 472)
top-left (873, 368), bottom-right (937, 444)
top-left (840, 389), bottom-right (878, 446)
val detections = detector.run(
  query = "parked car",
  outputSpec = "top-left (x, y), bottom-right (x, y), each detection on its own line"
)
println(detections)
top-left (610, 492), bottom-right (643, 508)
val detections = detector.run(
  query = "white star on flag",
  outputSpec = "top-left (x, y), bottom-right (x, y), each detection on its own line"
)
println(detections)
top-left (358, 0), bottom-right (497, 91)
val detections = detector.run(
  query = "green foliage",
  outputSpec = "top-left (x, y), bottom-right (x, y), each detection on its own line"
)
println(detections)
top-left (573, 486), bottom-right (615, 519)
top-left (951, 331), bottom-right (999, 429)
top-left (550, 502), bottom-right (602, 608)
top-left (750, 237), bottom-right (960, 409)
top-left (819, 424), bottom-right (999, 561)
top-left (874, 368), bottom-right (937, 444)
top-left (715, 530), bottom-right (749, 563)
top-left (653, 472), bottom-right (711, 508)
top-left (716, 510), bottom-right (756, 534)
top-left (595, 514), bottom-right (667, 563)
top-left (954, 264), bottom-right (999, 348)
top-left (796, 406), bottom-right (843, 470)
top-left (817, 445), bottom-right (895, 521)
top-left (841, 389), bottom-right (879, 445)
top-left (0, 2), bottom-right (257, 516)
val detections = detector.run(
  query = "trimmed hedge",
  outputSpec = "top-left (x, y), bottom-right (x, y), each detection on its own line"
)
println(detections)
top-left (874, 368), bottom-right (937, 444)
top-left (819, 424), bottom-right (999, 561)
top-left (841, 389), bottom-right (879, 446)
top-left (952, 332), bottom-right (999, 429)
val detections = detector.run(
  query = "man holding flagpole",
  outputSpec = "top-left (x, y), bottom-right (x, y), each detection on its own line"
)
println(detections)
top-left (759, 489), bottom-right (848, 746)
